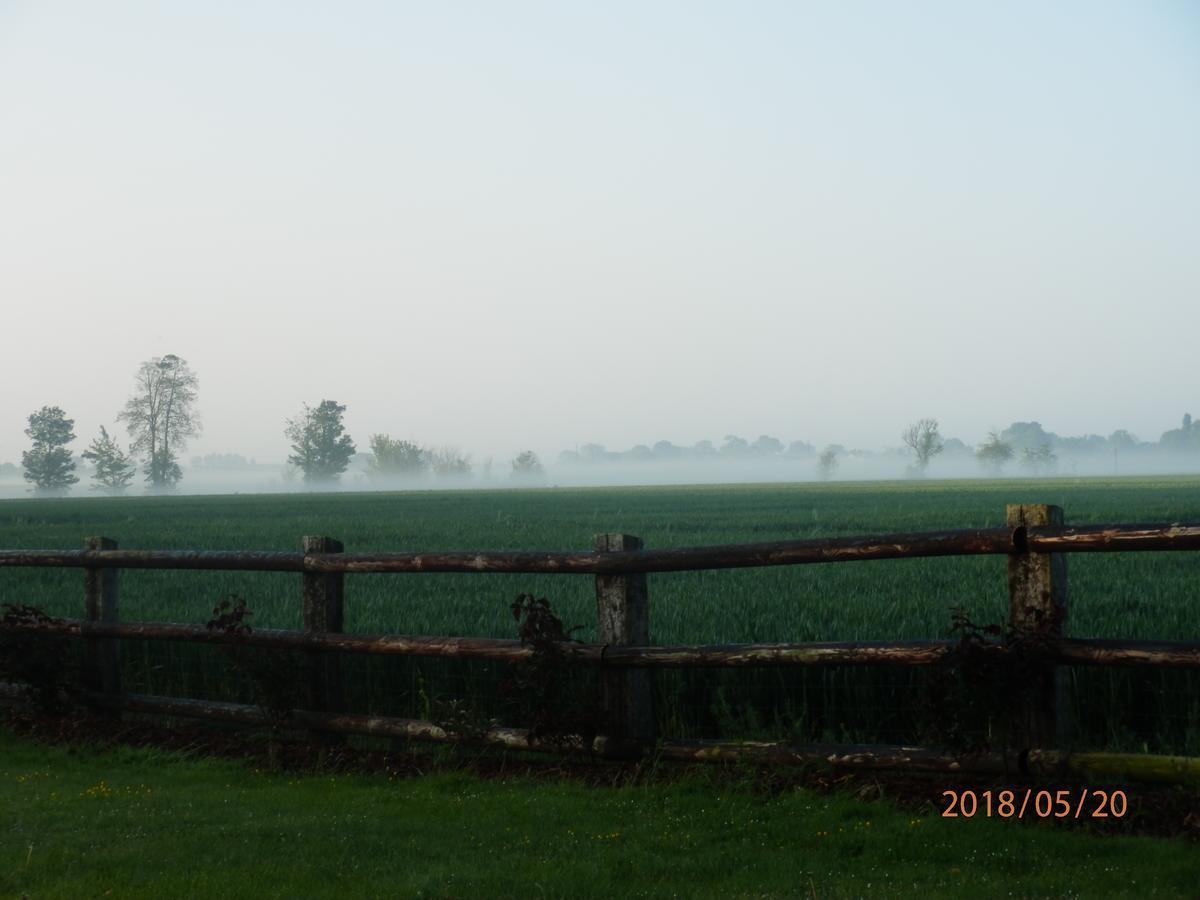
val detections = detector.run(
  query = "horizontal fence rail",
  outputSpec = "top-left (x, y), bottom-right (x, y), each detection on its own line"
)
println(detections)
top-left (3, 522), bottom-right (1200, 575)
top-left (6, 618), bottom-right (1200, 668)
top-left (1, 682), bottom-right (1195, 783)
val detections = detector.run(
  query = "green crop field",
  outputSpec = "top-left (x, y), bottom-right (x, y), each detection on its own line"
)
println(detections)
top-left (1, 476), bottom-right (1199, 754)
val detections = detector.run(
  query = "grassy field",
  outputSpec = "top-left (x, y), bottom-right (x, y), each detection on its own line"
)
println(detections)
top-left (2, 727), bottom-right (1198, 899)
top-left (1, 476), bottom-right (1199, 752)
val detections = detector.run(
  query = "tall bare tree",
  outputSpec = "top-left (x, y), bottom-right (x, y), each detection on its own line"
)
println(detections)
top-left (118, 354), bottom-right (200, 490)
top-left (816, 445), bottom-right (839, 481)
top-left (901, 418), bottom-right (944, 476)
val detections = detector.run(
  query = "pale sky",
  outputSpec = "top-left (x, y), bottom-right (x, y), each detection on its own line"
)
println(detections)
top-left (2, 1), bottom-right (1198, 467)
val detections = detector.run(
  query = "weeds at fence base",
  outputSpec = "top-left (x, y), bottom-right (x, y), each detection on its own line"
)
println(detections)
top-left (206, 595), bottom-right (301, 765)
top-left (0, 604), bottom-right (77, 715)
top-left (496, 594), bottom-right (602, 752)
top-left (918, 607), bottom-right (1059, 755)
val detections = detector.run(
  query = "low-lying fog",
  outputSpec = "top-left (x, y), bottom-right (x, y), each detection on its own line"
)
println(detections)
top-left (3, 447), bottom-right (1200, 500)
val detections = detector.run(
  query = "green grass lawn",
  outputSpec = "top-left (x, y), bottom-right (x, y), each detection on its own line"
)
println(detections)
top-left (2, 727), bottom-right (1197, 899)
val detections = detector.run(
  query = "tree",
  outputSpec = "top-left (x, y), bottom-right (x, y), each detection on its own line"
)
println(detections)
top-left (785, 440), bottom-right (815, 458)
top-left (751, 435), bottom-right (784, 455)
top-left (81, 426), bottom-right (136, 493)
top-left (816, 445), bottom-right (839, 480)
top-left (21, 406), bottom-right (79, 494)
top-left (366, 434), bottom-right (427, 479)
top-left (578, 443), bottom-right (610, 463)
top-left (1158, 416), bottom-right (1198, 453)
top-left (652, 440), bottom-right (683, 459)
top-left (720, 435), bottom-right (750, 456)
top-left (285, 400), bottom-right (356, 483)
top-left (901, 418), bottom-right (944, 475)
top-left (511, 450), bottom-right (544, 478)
top-left (1021, 444), bottom-right (1057, 476)
top-left (999, 421), bottom-right (1056, 452)
top-left (427, 446), bottom-right (471, 478)
top-left (118, 354), bottom-right (200, 490)
top-left (626, 444), bottom-right (653, 462)
top-left (1109, 430), bottom-right (1139, 453)
top-left (975, 431), bottom-right (1014, 475)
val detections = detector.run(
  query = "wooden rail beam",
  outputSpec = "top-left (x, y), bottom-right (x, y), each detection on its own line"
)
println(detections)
top-left (7, 619), bottom-right (1200, 667)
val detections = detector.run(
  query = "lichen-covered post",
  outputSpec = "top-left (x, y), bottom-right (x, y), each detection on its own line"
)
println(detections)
top-left (302, 536), bottom-right (345, 730)
top-left (1006, 504), bottom-right (1069, 749)
top-left (594, 533), bottom-right (655, 756)
top-left (83, 536), bottom-right (121, 708)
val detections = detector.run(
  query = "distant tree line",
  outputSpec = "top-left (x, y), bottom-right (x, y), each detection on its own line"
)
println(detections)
top-left (551, 413), bottom-right (1200, 481)
top-left (8, 355), bottom-right (1200, 494)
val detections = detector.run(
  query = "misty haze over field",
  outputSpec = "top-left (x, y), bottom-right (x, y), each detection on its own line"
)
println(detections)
top-left (4, 424), bottom-right (1200, 500)
top-left (2, 3), bottom-right (1197, 498)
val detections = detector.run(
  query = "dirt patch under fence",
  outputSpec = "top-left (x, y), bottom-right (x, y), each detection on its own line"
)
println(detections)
top-left (3, 707), bottom-right (1197, 842)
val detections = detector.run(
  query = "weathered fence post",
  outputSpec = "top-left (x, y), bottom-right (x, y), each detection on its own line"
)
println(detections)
top-left (594, 533), bottom-right (655, 757)
top-left (302, 536), bottom-right (344, 737)
top-left (1006, 504), bottom-right (1069, 749)
top-left (83, 536), bottom-right (121, 710)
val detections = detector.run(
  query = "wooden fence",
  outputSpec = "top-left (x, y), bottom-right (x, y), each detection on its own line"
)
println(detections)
top-left (3, 503), bottom-right (1200, 778)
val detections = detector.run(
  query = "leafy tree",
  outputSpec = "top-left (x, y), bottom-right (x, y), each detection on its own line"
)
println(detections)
top-left (941, 437), bottom-right (971, 457)
top-left (1158, 415), bottom-right (1198, 453)
top-left (1021, 444), bottom-right (1057, 475)
top-left (692, 440), bottom-right (717, 456)
top-left (1109, 430), bottom-right (1139, 452)
top-left (816, 445), bottom-right (839, 480)
top-left (81, 426), bottom-right (136, 493)
top-left (117, 354), bottom-right (200, 490)
top-left (511, 450), bottom-right (544, 477)
top-left (720, 435), bottom-right (750, 456)
top-left (975, 431), bottom-right (1014, 475)
top-left (21, 406), bottom-right (79, 494)
top-left (785, 440), bottom-right (815, 458)
top-left (427, 446), bottom-right (472, 478)
top-left (578, 443), bottom-right (610, 463)
top-left (285, 400), bottom-right (356, 483)
top-left (652, 440), bottom-right (683, 459)
top-left (626, 444), bottom-right (653, 462)
top-left (366, 434), bottom-right (427, 479)
top-left (999, 421), bottom-right (1056, 452)
top-left (751, 435), bottom-right (784, 455)
top-left (901, 418), bottom-right (944, 475)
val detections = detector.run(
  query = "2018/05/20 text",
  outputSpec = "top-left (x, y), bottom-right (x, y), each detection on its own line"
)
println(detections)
top-left (941, 789), bottom-right (1128, 819)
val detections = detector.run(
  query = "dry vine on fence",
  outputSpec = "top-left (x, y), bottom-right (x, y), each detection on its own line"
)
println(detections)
top-left (920, 606), bottom-right (1064, 753)
top-left (496, 593), bottom-right (601, 750)
top-left (206, 596), bottom-right (299, 732)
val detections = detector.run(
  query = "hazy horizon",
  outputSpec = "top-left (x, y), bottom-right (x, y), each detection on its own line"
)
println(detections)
top-left (3, 2), bottom-right (1198, 472)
